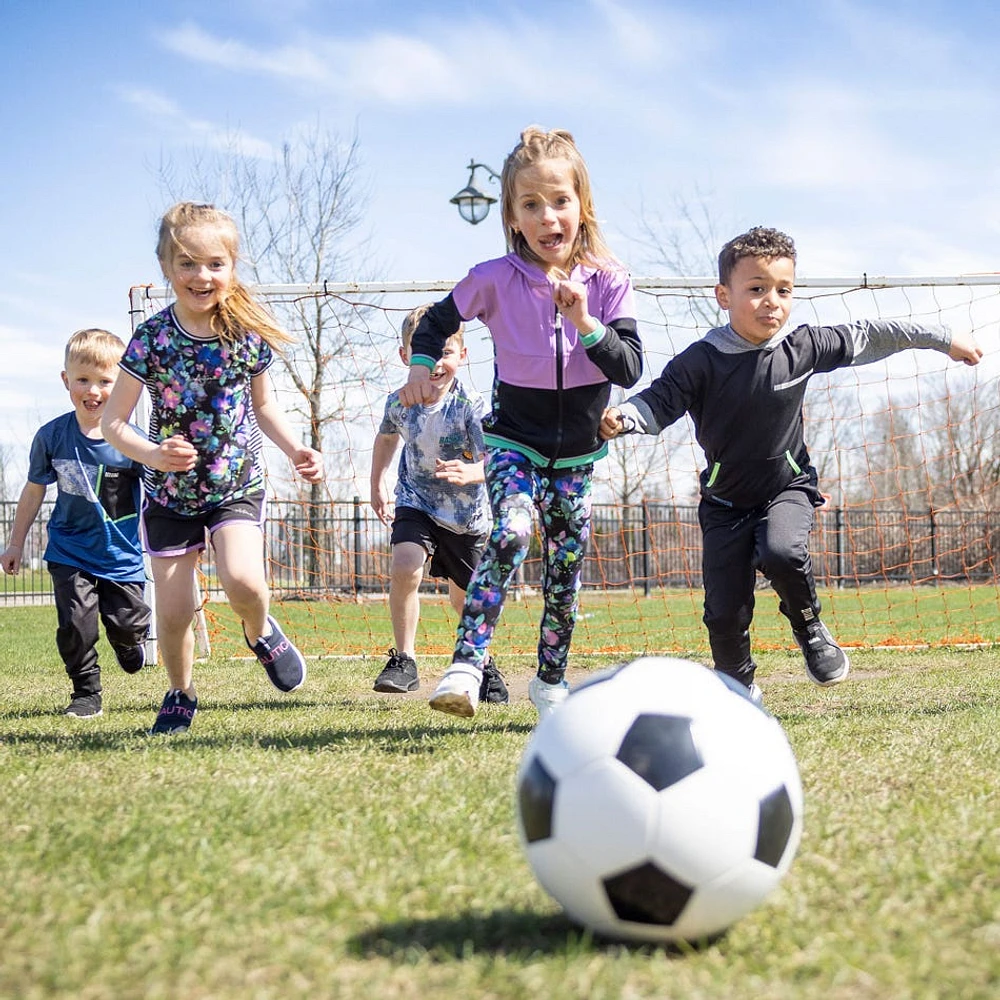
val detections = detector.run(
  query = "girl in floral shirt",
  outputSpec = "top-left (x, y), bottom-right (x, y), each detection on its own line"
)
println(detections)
top-left (103, 202), bottom-right (323, 735)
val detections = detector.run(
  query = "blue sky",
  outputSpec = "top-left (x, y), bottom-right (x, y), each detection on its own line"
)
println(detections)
top-left (2, 0), bottom-right (999, 480)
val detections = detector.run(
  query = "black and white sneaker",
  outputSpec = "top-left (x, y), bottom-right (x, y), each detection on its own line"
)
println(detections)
top-left (149, 689), bottom-right (198, 735)
top-left (793, 620), bottom-right (850, 686)
top-left (65, 693), bottom-right (103, 719)
top-left (373, 649), bottom-right (419, 693)
top-left (112, 642), bottom-right (146, 675)
top-left (245, 615), bottom-right (306, 693)
top-left (479, 657), bottom-right (509, 704)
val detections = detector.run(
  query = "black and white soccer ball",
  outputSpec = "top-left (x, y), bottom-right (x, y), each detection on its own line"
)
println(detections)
top-left (516, 656), bottom-right (803, 942)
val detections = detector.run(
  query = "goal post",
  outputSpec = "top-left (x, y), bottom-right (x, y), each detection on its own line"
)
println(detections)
top-left (127, 274), bottom-right (1000, 658)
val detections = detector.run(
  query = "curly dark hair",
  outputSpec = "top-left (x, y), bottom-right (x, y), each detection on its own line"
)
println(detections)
top-left (717, 227), bottom-right (796, 284)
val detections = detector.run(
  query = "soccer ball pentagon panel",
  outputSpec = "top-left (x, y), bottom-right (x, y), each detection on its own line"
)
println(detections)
top-left (516, 656), bottom-right (803, 942)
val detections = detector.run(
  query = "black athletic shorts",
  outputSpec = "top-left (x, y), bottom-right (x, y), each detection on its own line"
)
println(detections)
top-left (141, 492), bottom-right (266, 558)
top-left (390, 506), bottom-right (486, 589)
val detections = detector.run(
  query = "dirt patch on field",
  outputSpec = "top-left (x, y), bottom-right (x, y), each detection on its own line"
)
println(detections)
top-left (365, 660), bottom-right (598, 706)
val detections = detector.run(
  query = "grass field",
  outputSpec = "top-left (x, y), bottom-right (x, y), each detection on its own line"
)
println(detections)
top-left (1, 603), bottom-right (998, 999)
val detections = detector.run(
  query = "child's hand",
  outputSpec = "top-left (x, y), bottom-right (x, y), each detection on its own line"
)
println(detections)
top-left (1, 544), bottom-right (22, 575)
top-left (435, 458), bottom-right (483, 486)
top-left (948, 331), bottom-right (983, 366)
top-left (599, 407), bottom-right (625, 440)
top-left (552, 277), bottom-right (598, 335)
top-left (292, 447), bottom-right (324, 483)
top-left (154, 435), bottom-right (198, 473)
top-left (398, 367), bottom-right (433, 407)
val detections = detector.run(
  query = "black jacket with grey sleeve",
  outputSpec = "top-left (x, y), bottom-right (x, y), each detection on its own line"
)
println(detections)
top-left (617, 320), bottom-right (952, 510)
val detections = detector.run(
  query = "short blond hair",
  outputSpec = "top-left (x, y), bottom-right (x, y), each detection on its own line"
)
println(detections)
top-left (64, 328), bottom-right (126, 371)
top-left (400, 304), bottom-right (464, 355)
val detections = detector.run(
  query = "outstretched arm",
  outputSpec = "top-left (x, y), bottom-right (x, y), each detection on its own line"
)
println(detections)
top-left (848, 319), bottom-right (980, 368)
top-left (1, 481), bottom-right (46, 574)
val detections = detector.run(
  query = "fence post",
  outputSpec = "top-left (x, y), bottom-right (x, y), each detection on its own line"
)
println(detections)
top-left (929, 507), bottom-right (939, 584)
top-left (835, 505), bottom-right (844, 590)
top-left (353, 496), bottom-right (362, 595)
top-left (641, 500), bottom-right (651, 598)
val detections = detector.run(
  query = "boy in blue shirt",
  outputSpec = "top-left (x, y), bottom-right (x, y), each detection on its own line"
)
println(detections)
top-left (1, 329), bottom-right (151, 718)
top-left (370, 305), bottom-right (507, 703)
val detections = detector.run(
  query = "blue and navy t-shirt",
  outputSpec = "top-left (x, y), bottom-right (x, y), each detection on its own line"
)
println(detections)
top-left (28, 412), bottom-right (145, 582)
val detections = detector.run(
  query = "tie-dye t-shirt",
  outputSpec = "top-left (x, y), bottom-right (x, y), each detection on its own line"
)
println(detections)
top-left (121, 306), bottom-right (273, 514)
top-left (378, 378), bottom-right (491, 535)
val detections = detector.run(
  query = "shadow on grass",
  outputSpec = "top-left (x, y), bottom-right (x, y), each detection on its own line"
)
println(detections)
top-left (348, 907), bottom-right (711, 960)
top-left (0, 713), bottom-right (534, 753)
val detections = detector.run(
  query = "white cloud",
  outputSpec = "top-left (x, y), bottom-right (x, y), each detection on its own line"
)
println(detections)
top-left (117, 86), bottom-right (276, 159)
top-left (151, 4), bottom-right (708, 111)
top-left (157, 22), bottom-right (332, 83)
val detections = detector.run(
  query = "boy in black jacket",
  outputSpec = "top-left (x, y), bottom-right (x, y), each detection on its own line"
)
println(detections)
top-left (601, 227), bottom-right (982, 701)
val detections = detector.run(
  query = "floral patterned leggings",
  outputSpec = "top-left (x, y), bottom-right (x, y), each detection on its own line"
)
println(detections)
top-left (452, 448), bottom-right (593, 682)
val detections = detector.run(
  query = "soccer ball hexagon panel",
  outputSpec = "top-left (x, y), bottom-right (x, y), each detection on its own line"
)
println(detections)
top-left (516, 656), bottom-right (804, 942)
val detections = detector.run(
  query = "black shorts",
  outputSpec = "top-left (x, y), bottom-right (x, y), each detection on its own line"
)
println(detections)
top-left (142, 493), bottom-right (266, 558)
top-left (390, 506), bottom-right (486, 589)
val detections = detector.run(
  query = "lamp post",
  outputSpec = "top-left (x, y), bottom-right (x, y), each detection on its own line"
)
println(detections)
top-left (450, 159), bottom-right (501, 225)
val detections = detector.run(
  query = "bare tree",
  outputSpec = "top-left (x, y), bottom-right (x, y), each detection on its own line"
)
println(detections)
top-left (633, 187), bottom-right (731, 329)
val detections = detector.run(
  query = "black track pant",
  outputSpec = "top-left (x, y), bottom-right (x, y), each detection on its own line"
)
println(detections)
top-left (699, 485), bottom-right (822, 686)
top-left (49, 562), bottom-right (151, 697)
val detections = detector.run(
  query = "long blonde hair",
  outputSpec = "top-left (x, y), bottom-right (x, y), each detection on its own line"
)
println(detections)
top-left (156, 202), bottom-right (293, 349)
top-left (500, 126), bottom-right (619, 272)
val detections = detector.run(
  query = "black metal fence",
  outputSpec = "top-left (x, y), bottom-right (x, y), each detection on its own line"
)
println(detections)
top-left (2, 498), bottom-right (997, 604)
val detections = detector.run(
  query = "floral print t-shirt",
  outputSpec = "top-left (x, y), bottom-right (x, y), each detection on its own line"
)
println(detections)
top-left (121, 306), bottom-right (273, 514)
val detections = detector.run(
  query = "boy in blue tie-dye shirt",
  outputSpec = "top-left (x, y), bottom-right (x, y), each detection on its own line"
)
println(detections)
top-left (370, 305), bottom-right (507, 703)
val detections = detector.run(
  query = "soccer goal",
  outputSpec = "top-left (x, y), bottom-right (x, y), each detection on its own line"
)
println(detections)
top-left (128, 273), bottom-right (1000, 659)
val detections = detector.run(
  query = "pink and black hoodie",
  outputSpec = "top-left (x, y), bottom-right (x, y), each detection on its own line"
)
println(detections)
top-left (410, 253), bottom-right (643, 469)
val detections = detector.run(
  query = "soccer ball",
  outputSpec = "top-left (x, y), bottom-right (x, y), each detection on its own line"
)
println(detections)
top-left (516, 656), bottom-right (803, 942)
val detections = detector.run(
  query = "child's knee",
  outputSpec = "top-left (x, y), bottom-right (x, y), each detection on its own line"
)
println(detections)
top-left (758, 539), bottom-right (808, 577)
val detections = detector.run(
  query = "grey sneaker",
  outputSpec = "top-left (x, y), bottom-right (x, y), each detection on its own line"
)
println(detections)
top-left (373, 649), bottom-right (419, 693)
top-left (793, 620), bottom-right (850, 686)
top-left (528, 676), bottom-right (569, 720)
top-left (479, 657), bottom-right (509, 704)
top-left (65, 693), bottom-right (103, 719)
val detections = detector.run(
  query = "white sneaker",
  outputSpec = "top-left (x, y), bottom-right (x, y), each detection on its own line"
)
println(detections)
top-left (528, 676), bottom-right (570, 720)
top-left (429, 667), bottom-right (481, 718)
top-left (747, 682), bottom-right (764, 707)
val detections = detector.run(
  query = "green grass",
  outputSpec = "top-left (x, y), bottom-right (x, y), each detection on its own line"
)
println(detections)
top-left (180, 582), bottom-right (1000, 659)
top-left (1, 606), bottom-right (998, 999)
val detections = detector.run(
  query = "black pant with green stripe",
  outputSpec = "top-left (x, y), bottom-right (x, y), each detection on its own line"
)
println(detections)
top-left (698, 482), bottom-right (824, 687)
